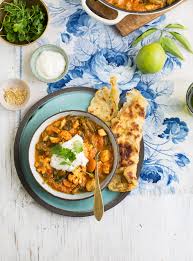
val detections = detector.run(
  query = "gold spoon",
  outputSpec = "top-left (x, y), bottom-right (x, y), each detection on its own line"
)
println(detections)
top-left (94, 152), bottom-right (104, 221)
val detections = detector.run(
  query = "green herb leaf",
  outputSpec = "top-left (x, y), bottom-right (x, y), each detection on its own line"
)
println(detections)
top-left (169, 32), bottom-right (193, 53)
top-left (6, 32), bottom-right (16, 42)
top-left (160, 37), bottom-right (184, 60)
top-left (131, 28), bottom-right (158, 47)
top-left (51, 144), bottom-right (61, 155)
top-left (51, 144), bottom-right (76, 164)
top-left (73, 140), bottom-right (83, 153)
top-left (13, 23), bottom-right (23, 33)
top-left (60, 160), bottom-right (71, 166)
top-left (2, 0), bottom-right (46, 43)
top-left (165, 23), bottom-right (187, 30)
top-left (54, 175), bottom-right (66, 183)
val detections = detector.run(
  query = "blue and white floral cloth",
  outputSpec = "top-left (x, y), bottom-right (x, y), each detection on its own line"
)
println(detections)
top-left (20, 0), bottom-right (193, 194)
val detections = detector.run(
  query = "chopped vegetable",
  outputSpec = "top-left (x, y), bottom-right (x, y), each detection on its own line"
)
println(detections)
top-left (87, 158), bottom-right (96, 172)
top-left (98, 129), bottom-right (107, 137)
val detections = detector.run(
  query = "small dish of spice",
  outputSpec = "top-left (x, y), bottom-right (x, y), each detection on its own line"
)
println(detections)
top-left (0, 79), bottom-right (30, 111)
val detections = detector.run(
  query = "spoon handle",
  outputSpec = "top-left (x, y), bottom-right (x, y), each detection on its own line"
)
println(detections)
top-left (94, 153), bottom-right (104, 221)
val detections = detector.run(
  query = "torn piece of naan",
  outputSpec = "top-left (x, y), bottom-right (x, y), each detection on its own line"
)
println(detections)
top-left (88, 76), bottom-right (119, 125)
top-left (108, 89), bottom-right (148, 192)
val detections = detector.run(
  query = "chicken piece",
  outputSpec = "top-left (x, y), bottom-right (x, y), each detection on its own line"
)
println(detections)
top-left (72, 187), bottom-right (81, 194)
top-left (46, 125), bottom-right (61, 135)
top-left (41, 131), bottom-right (49, 142)
top-left (68, 167), bottom-right (87, 187)
top-left (73, 120), bottom-right (79, 129)
top-left (102, 161), bottom-right (111, 174)
top-left (91, 135), bottom-right (104, 151)
top-left (59, 130), bottom-right (72, 141)
top-left (53, 120), bottom-right (61, 128)
top-left (100, 150), bottom-right (111, 162)
top-left (60, 118), bottom-right (66, 129)
top-left (98, 129), bottom-right (107, 137)
top-left (63, 179), bottom-right (74, 188)
top-left (148, 0), bottom-right (165, 3)
top-left (83, 143), bottom-right (97, 159)
top-left (86, 179), bottom-right (95, 192)
top-left (36, 142), bottom-right (48, 152)
top-left (49, 137), bottom-right (61, 143)
top-left (35, 156), bottom-right (51, 175)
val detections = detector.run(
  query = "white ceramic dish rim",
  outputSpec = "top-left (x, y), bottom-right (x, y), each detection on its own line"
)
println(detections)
top-left (81, 0), bottom-right (184, 25)
top-left (28, 110), bottom-right (119, 201)
top-left (0, 79), bottom-right (30, 111)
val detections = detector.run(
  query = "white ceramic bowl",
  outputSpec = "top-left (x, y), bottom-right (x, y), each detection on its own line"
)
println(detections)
top-left (28, 110), bottom-right (119, 200)
top-left (0, 79), bottom-right (30, 111)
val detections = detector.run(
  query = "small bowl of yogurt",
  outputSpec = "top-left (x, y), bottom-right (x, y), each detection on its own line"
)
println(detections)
top-left (30, 44), bottom-right (69, 83)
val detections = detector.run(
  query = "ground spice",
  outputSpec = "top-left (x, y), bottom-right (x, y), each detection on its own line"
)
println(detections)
top-left (4, 87), bottom-right (28, 106)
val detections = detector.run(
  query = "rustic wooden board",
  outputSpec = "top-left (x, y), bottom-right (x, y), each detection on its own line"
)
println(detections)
top-left (86, 0), bottom-right (166, 36)
top-left (116, 13), bottom-right (165, 36)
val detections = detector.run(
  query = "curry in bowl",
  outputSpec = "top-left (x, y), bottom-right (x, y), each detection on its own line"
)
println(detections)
top-left (105, 0), bottom-right (177, 11)
top-left (33, 114), bottom-right (116, 197)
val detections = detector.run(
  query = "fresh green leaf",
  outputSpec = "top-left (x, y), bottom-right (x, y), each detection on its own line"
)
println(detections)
top-left (73, 140), bottom-right (83, 153)
top-left (13, 23), bottom-right (23, 33)
top-left (165, 23), bottom-right (187, 30)
top-left (170, 32), bottom-right (193, 53)
top-left (2, 0), bottom-right (46, 43)
top-left (51, 144), bottom-right (76, 164)
top-left (60, 160), bottom-right (71, 166)
top-left (160, 37), bottom-right (184, 60)
top-left (51, 144), bottom-right (61, 155)
top-left (18, 33), bottom-right (25, 42)
top-left (53, 174), bottom-right (67, 183)
top-left (131, 28), bottom-right (158, 47)
top-left (6, 32), bottom-right (16, 42)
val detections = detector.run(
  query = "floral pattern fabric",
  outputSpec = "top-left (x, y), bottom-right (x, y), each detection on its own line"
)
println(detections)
top-left (34, 0), bottom-right (191, 194)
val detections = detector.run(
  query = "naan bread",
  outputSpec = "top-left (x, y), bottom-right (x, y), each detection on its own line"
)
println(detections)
top-left (108, 89), bottom-right (148, 192)
top-left (88, 76), bottom-right (119, 125)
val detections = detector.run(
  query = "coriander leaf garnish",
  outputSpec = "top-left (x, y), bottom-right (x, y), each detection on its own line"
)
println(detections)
top-left (73, 140), bottom-right (83, 153)
top-left (51, 144), bottom-right (61, 155)
top-left (51, 144), bottom-right (76, 165)
top-left (60, 160), bottom-right (71, 166)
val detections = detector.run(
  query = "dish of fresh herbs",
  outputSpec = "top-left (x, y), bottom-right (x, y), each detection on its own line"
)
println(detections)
top-left (34, 116), bottom-right (114, 194)
top-left (0, 0), bottom-right (47, 44)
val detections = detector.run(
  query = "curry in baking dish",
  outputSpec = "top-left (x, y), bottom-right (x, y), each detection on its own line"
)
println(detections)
top-left (105, 0), bottom-right (177, 11)
top-left (35, 116), bottom-right (114, 194)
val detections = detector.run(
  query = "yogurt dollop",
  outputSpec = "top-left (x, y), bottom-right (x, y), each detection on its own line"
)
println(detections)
top-left (36, 50), bottom-right (66, 80)
top-left (50, 135), bottom-right (88, 172)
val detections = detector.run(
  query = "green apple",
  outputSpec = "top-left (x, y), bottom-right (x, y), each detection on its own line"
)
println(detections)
top-left (136, 42), bottom-right (167, 74)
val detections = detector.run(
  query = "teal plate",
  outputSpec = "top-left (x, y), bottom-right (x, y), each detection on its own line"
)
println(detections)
top-left (14, 87), bottom-right (144, 217)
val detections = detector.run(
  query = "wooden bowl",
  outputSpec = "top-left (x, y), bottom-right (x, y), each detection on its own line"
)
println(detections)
top-left (0, 0), bottom-right (49, 46)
